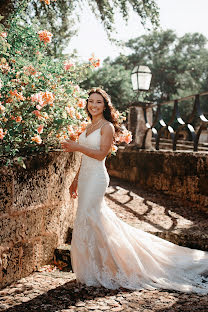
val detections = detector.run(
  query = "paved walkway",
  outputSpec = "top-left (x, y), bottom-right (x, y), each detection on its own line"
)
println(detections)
top-left (0, 178), bottom-right (208, 312)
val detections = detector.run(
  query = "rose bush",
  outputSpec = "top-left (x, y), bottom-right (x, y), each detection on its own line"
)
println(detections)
top-left (0, 5), bottom-right (101, 167)
top-left (0, 1), bottom-right (131, 167)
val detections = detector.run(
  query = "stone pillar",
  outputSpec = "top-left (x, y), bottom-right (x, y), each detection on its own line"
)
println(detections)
top-left (128, 103), bottom-right (153, 149)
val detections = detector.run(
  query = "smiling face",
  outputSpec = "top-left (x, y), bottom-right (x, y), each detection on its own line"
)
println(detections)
top-left (87, 93), bottom-right (105, 119)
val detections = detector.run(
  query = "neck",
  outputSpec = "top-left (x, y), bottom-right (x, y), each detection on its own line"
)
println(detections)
top-left (91, 115), bottom-right (104, 124)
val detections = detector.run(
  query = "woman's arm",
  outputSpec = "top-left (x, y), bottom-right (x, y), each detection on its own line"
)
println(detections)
top-left (70, 160), bottom-right (81, 198)
top-left (61, 123), bottom-right (115, 161)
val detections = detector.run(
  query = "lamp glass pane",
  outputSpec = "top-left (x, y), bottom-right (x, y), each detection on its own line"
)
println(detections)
top-left (131, 72), bottom-right (138, 91)
top-left (138, 73), bottom-right (152, 90)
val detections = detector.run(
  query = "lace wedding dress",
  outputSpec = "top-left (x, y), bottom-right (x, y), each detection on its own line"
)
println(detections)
top-left (71, 125), bottom-right (208, 294)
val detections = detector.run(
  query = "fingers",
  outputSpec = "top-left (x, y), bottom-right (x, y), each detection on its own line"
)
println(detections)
top-left (61, 142), bottom-right (70, 152)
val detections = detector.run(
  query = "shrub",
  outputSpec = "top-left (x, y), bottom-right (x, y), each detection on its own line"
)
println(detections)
top-left (0, 4), bottom-right (100, 166)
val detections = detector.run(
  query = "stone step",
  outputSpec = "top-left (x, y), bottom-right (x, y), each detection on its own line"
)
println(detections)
top-left (54, 244), bottom-right (72, 271)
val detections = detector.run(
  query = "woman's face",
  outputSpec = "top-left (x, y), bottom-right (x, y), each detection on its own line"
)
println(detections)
top-left (87, 93), bottom-right (105, 118)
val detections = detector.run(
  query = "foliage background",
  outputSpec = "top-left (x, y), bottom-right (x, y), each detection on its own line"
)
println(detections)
top-left (0, 0), bottom-right (160, 56)
top-left (82, 30), bottom-right (208, 125)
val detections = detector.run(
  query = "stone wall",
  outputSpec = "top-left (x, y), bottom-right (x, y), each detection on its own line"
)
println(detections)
top-left (107, 147), bottom-right (208, 211)
top-left (0, 151), bottom-right (80, 288)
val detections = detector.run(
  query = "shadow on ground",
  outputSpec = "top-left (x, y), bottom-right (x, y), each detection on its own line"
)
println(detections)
top-left (2, 279), bottom-right (128, 312)
top-left (106, 177), bottom-right (208, 251)
top-left (2, 279), bottom-right (208, 312)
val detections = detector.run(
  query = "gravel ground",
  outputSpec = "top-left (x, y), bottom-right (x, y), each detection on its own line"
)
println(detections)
top-left (0, 177), bottom-right (208, 312)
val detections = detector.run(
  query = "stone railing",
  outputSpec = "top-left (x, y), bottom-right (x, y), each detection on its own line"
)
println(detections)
top-left (0, 151), bottom-right (80, 289)
top-left (106, 147), bottom-right (208, 212)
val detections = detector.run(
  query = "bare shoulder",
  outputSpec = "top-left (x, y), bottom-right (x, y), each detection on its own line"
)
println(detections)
top-left (101, 122), bottom-right (115, 136)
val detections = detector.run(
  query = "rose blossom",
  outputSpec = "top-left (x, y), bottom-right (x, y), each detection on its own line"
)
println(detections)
top-left (32, 134), bottom-right (42, 144)
top-left (15, 116), bottom-right (22, 123)
top-left (0, 128), bottom-right (7, 140)
top-left (64, 60), bottom-right (74, 71)
top-left (65, 106), bottom-right (75, 118)
top-left (77, 98), bottom-right (86, 108)
top-left (1, 32), bottom-right (7, 38)
top-left (37, 125), bottom-right (44, 134)
top-left (38, 30), bottom-right (53, 44)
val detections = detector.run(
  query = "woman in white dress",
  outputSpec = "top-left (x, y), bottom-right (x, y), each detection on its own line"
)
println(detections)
top-left (61, 87), bottom-right (208, 294)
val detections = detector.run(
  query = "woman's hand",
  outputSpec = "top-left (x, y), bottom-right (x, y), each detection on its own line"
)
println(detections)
top-left (61, 140), bottom-right (79, 152)
top-left (70, 179), bottom-right (78, 199)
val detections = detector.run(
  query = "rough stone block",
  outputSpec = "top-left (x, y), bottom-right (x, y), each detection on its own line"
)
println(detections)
top-left (0, 150), bottom-right (80, 288)
top-left (0, 169), bottom-right (13, 214)
top-left (20, 241), bottom-right (35, 278)
top-left (13, 167), bottom-right (49, 212)
top-left (23, 208), bottom-right (44, 241)
top-left (0, 243), bottom-right (21, 288)
top-left (32, 234), bottom-right (58, 269)
top-left (107, 148), bottom-right (208, 210)
top-left (33, 238), bottom-right (42, 271)
top-left (199, 175), bottom-right (208, 196)
top-left (43, 205), bottom-right (61, 238)
top-left (40, 234), bottom-right (58, 266)
top-left (0, 209), bottom-right (44, 247)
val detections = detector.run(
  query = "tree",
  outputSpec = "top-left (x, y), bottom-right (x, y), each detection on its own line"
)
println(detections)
top-left (0, 0), bottom-right (77, 56)
top-left (0, 0), bottom-right (160, 55)
top-left (113, 30), bottom-right (208, 117)
top-left (83, 29), bottom-right (208, 124)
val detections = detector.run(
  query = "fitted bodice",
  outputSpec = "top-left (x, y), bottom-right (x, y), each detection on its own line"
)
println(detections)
top-left (78, 127), bottom-right (106, 174)
top-left (79, 128), bottom-right (102, 150)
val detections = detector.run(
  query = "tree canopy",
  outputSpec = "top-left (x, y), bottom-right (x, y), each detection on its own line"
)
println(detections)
top-left (0, 0), bottom-right (160, 55)
top-left (83, 30), bottom-right (208, 118)
top-left (115, 30), bottom-right (208, 102)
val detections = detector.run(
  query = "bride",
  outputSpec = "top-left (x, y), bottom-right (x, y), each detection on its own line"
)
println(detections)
top-left (61, 87), bottom-right (208, 294)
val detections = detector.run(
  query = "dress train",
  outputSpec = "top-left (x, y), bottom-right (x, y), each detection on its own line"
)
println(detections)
top-left (71, 127), bottom-right (208, 294)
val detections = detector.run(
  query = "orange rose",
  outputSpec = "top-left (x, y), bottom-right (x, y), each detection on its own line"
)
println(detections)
top-left (38, 30), bottom-right (53, 44)
top-left (0, 104), bottom-right (5, 112)
top-left (37, 124), bottom-right (44, 134)
top-left (0, 128), bottom-right (7, 140)
top-left (75, 112), bottom-right (82, 120)
top-left (33, 110), bottom-right (41, 117)
top-left (66, 106), bottom-right (75, 118)
top-left (32, 134), bottom-right (42, 144)
top-left (15, 116), bottom-right (22, 123)
top-left (77, 98), bottom-right (86, 108)
top-left (64, 60), bottom-right (74, 71)
top-left (80, 121), bottom-right (88, 131)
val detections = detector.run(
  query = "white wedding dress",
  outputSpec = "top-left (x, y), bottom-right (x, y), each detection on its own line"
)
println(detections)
top-left (71, 125), bottom-right (208, 294)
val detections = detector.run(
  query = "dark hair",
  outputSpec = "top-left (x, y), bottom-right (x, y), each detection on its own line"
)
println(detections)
top-left (86, 87), bottom-right (122, 139)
